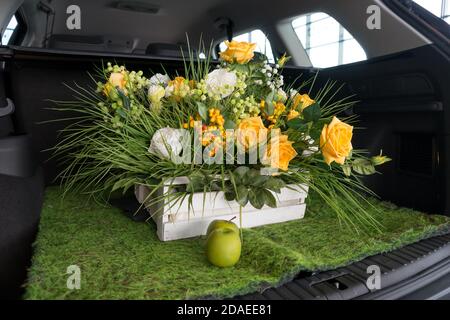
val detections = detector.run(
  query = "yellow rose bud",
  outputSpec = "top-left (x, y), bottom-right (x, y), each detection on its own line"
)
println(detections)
top-left (292, 93), bottom-right (315, 111)
top-left (109, 72), bottom-right (126, 89)
top-left (277, 54), bottom-right (289, 67)
top-left (320, 117), bottom-right (353, 165)
top-left (103, 72), bottom-right (126, 96)
top-left (236, 116), bottom-right (267, 150)
top-left (219, 41), bottom-right (257, 64)
top-left (148, 85), bottom-right (165, 103)
top-left (287, 109), bottom-right (300, 121)
top-left (266, 134), bottom-right (297, 171)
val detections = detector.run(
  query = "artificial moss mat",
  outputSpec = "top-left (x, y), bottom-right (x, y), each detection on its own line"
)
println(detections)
top-left (25, 187), bottom-right (450, 300)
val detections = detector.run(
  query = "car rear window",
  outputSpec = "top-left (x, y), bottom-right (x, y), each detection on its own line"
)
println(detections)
top-left (1, 15), bottom-right (18, 45)
top-left (291, 12), bottom-right (367, 68)
top-left (413, 0), bottom-right (449, 23)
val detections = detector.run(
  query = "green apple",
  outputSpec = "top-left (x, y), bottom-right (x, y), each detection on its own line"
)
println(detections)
top-left (206, 227), bottom-right (242, 267)
top-left (206, 219), bottom-right (239, 236)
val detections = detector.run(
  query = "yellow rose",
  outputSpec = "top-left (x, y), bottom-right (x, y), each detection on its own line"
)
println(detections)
top-left (236, 116), bottom-right (267, 150)
top-left (320, 116), bottom-right (353, 165)
top-left (219, 41), bottom-right (257, 64)
top-left (266, 134), bottom-right (297, 171)
top-left (103, 72), bottom-right (126, 96)
top-left (287, 109), bottom-right (300, 121)
top-left (292, 93), bottom-right (314, 111)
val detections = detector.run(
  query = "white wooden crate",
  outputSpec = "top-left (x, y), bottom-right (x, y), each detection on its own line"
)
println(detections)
top-left (135, 177), bottom-right (308, 241)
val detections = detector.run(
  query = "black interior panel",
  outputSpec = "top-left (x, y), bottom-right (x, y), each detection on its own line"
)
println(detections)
top-left (315, 45), bottom-right (450, 215)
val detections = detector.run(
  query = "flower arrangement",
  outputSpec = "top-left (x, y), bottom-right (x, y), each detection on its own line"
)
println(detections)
top-left (53, 41), bottom-right (390, 232)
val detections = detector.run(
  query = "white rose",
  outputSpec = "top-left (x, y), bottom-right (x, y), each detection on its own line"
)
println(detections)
top-left (148, 127), bottom-right (184, 159)
top-left (205, 69), bottom-right (237, 98)
top-left (149, 73), bottom-right (170, 87)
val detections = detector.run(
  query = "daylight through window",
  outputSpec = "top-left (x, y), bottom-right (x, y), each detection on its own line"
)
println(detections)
top-left (413, 0), bottom-right (449, 23)
top-left (1, 15), bottom-right (18, 45)
top-left (292, 13), bottom-right (366, 68)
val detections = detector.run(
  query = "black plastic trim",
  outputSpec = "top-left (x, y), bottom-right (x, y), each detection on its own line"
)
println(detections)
top-left (235, 233), bottom-right (450, 300)
top-left (0, 98), bottom-right (15, 117)
top-left (0, 134), bottom-right (36, 178)
top-left (354, 101), bottom-right (443, 114)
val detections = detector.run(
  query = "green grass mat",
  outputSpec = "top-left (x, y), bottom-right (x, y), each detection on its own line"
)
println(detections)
top-left (25, 187), bottom-right (450, 299)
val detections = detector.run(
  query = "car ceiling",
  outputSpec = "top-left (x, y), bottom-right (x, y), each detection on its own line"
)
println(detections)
top-left (6, 0), bottom-right (432, 60)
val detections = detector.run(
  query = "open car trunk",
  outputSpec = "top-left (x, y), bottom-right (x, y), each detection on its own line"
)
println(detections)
top-left (0, 43), bottom-right (449, 299)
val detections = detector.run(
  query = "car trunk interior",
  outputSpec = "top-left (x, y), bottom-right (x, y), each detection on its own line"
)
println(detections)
top-left (0, 40), bottom-right (449, 298)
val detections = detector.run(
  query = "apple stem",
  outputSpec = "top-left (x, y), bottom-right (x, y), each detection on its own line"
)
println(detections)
top-left (229, 216), bottom-right (236, 222)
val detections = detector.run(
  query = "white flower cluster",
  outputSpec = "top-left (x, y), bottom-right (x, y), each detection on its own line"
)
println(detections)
top-left (258, 63), bottom-right (284, 91)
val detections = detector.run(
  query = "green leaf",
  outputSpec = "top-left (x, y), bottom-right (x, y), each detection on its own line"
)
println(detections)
top-left (243, 169), bottom-right (260, 185)
top-left (112, 179), bottom-right (126, 192)
top-left (263, 177), bottom-right (286, 193)
top-left (197, 102), bottom-right (208, 121)
top-left (224, 119), bottom-right (236, 130)
top-left (224, 191), bottom-right (235, 201)
top-left (252, 174), bottom-right (270, 187)
top-left (232, 64), bottom-right (250, 74)
top-left (117, 89), bottom-right (130, 110)
top-left (371, 155), bottom-right (392, 166)
top-left (186, 174), bottom-right (205, 192)
top-left (309, 127), bottom-right (322, 141)
top-left (116, 108), bottom-right (127, 119)
top-left (303, 102), bottom-right (321, 122)
top-left (249, 189), bottom-right (265, 209)
top-left (262, 189), bottom-right (277, 208)
top-left (287, 118), bottom-right (309, 130)
top-left (234, 166), bottom-right (250, 179)
top-left (236, 185), bottom-right (249, 207)
top-left (265, 91), bottom-right (275, 115)
top-left (342, 165), bottom-right (352, 177)
top-left (352, 158), bottom-right (376, 175)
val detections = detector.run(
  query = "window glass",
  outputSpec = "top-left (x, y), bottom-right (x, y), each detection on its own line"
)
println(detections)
top-left (342, 39), bottom-right (367, 65)
top-left (292, 13), bottom-right (367, 68)
top-left (413, 0), bottom-right (450, 23)
top-left (309, 43), bottom-right (339, 68)
top-left (1, 15), bottom-right (18, 45)
top-left (219, 29), bottom-right (275, 63)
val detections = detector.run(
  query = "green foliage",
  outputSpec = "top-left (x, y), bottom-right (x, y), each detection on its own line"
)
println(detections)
top-left (352, 158), bottom-right (376, 175)
top-left (25, 187), bottom-right (450, 300)
top-left (302, 102), bottom-right (321, 122)
top-left (224, 167), bottom-right (285, 209)
top-left (197, 102), bottom-right (208, 121)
